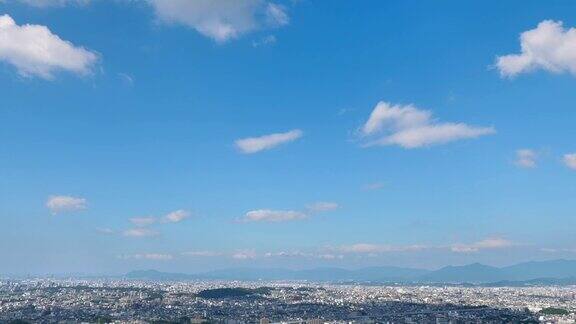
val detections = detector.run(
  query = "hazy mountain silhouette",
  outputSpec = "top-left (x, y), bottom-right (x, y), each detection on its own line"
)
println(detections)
top-left (126, 259), bottom-right (576, 284)
top-left (500, 259), bottom-right (576, 280)
top-left (126, 266), bottom-right (427, 282)
top-left (418, 263), bottom-right (504, 283)
top-left (419, 259), bottom-right (576, 283)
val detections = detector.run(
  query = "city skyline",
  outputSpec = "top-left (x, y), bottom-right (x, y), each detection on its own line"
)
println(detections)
top-left (2, 0), bottom-right (576, 275)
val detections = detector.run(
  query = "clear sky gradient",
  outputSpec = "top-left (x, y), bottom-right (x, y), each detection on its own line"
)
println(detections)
top-left (1, 0), bottom-right (576, 275)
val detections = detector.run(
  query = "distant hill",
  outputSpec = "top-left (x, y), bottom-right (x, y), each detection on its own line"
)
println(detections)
top-left (480, 277), bottom-right (576, 287)
top-left (126, 269), bottom-right (195, 281)
top-left (501, 259), bottom-right (576, 281)
top-left (291, 266), bottom-right (428, 282)
top-left (125, 259), bottom-right (576, 284)
top-left (126, 266), bottom-right (428, 282)
top-left (418, 259), bottom-right (576, 284)
top-left (418, 263), bottom-right (505, 283)
top-left (199, 267), bottom-right (295, 281)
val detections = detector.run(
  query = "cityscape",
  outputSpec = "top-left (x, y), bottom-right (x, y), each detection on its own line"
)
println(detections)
top-left (2, 277), bottom-right (576, 323)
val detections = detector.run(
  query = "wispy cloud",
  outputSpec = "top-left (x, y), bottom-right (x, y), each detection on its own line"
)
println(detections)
top-left (563, 153), bottom-right (576, 170)
top-left (338, 243), bottom-right (428, 254)
top-left (515, 149), bottom-right (538, 168)
top-left (265, 3), bottom-right (288, 27)
top-left (360, 102), bottom-right (495, 149)
top-left (118, 72), bottom-right (134, 87)
top-left (451, 237), bottom-right (513, 253)
top-left (240, 200), bottom-right (339, 223)
top-left (120, 209), bottom-right (190, 237)
top-left (496, 20), bottom-right (576, 77)
top-left (335, 238), bottom-right (514, 255)
top-left (173, 238), bottom-right (518, 261)
top-left (539, 247), bottom-right (576, 253)
top-left (306, 201), bottom-right (339, 213)
top-left (0, 14), bottom-right (98, 79)
top-left (123, 228), bottom-right (159, 238)
top-left (15, 0), bottom-right (90, 7)
top-left (182, 251), bottom-right (222, 257)
top-left (252, 35), bottom-right (277, 47)
top-left (264, 251), bottom-right (311, 258)
top-left (162, 209), bottom-right (190, 223)
top-left (240, 209), bottom-right (306, 222)
top-left (129, 216), bottom-right (157, 227)
top-left (96, 227), bottom-right (115, 235)
top-left (263, 251), bottom-right (344, 260)
top-left (235, 129), bottom-right (303, 154)
top-left (46, 195), bottom-right (87, 215)
top-left (363, 182), bottom-right (384, 191)
top-left (318, 253), bottom-right (344, 260)
top-left (232, 250), bottom-right (257, 260)
top-left (119, 253), bottom-right (173, 261)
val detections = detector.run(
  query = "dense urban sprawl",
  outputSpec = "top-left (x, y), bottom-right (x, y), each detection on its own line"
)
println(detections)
top-left (1, 278), bottom-right (575, 323)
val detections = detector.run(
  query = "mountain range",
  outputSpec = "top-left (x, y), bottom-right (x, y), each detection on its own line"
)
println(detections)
top-left (126, 259), bottom-right (576, 284)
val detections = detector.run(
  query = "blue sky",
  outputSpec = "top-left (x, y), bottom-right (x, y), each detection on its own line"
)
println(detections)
top-left (1, 0), bottom-right (576, 275)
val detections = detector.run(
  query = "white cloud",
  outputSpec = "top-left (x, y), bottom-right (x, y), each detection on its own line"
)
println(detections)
top-left (15, 0), bottom-right (90, 7)
top-left (265, 3), bottom-right (288, 26)
top-left (120, 253), bottom-right (173, 260)
top-left (451, 237), bottom-right (513, 253)
top-left (336, 239), bottom-right (512, 256)
top-left (515, 149), bottom-right (538, 168)
top-left (235, 129), bottom-right (303, 154)
top-left (317, 253), bottom-right (343, 260)
top-left (96, 227), bottom-right (115, 234)
top-left (260, 250), bottom-right (345, 260)
top-left (129, 216), bottom-right (157, 227)
top-left (563, 153), bottom-right (576, 170)
top-left (118, 72), bottom-right (134, 86)
top-left (0, 14), bottom-right (98, 79)
top-left (123, 228), bottom-right (159, 238)
top-left (128, 210), bottom-right (189, 227)
top-left (232, 250), bottom-right (257, 260)
top-left (338, 243), bottom-right (427, 254)
top-left (360, 102), bottom-right (495, 149)
top-left (241, 209), bottom-right (306, 222)
top-left (137, 253), bottom-right (173, 260)
top-left (540, 247), bottom-right (576, 253)
top-left (149, 0), bottom-right (289, 43)
top-left (306, 201), bottom-right (339, 212)
top-left (46, 195), bottom-right (87, 214)
top-left (363, 182), bottom-right (384, 191)
top-left (497, 20), bottom-right (576, 77)
top-left (264, 251), bottom-right (310, 258)
top-left (339, 243), bottom-right (383, 254)
top-left (540, 247), bottom-right (558, 253)
top-left (252, 34), bottom-right (276, 47)
top-left (162, 209), bottom-right (189, 223)
top-left (182, 251), bottom-right (222, 257)
top-left (241, 201), bottom-right (339, 223)
top-left (123, 210), bottom-right (188, 236)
